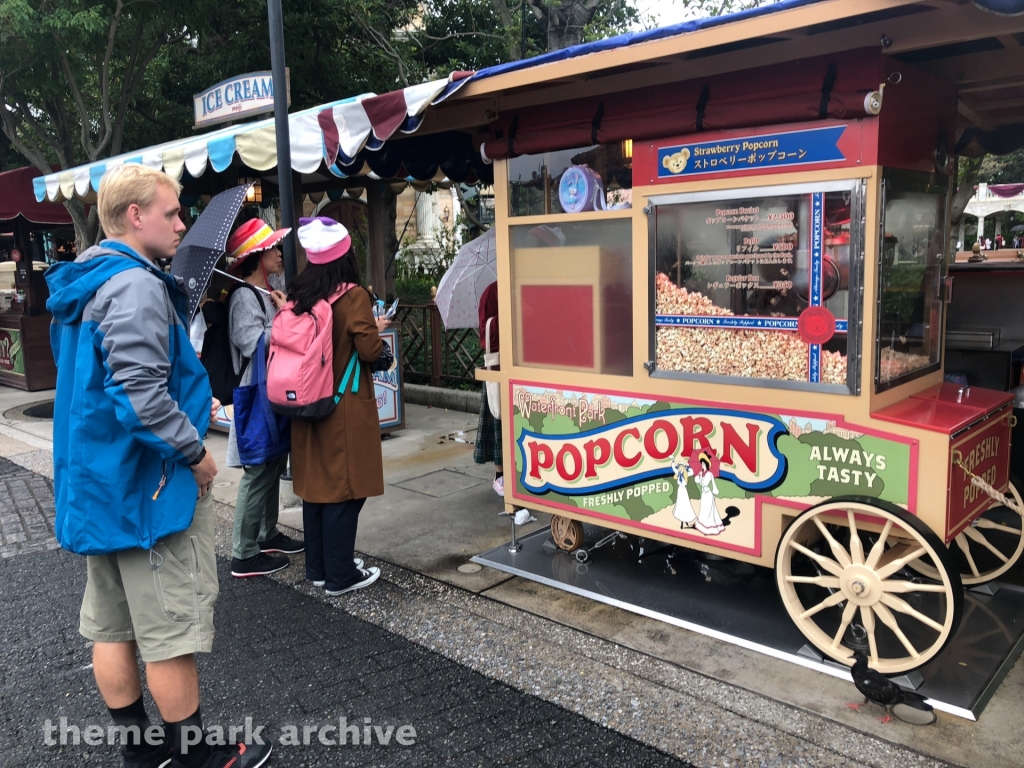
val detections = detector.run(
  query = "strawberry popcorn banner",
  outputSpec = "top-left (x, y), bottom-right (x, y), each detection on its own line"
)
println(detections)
top-left (511, 383), bottom-right (916, 555)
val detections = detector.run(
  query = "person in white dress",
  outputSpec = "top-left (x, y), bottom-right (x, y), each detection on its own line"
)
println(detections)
top-left (671, 452), bottom-right (725, 535)
top-left (671, 457), bottom-right (697, 529)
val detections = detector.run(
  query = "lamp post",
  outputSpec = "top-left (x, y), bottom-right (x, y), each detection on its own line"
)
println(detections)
top-left (268, 0), bottom-right (297, 282)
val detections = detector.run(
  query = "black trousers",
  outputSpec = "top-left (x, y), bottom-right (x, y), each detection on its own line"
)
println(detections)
top-left (302, 498), bottom-right (366, 591)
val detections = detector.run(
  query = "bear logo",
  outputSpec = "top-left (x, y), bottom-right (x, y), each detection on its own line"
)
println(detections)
top-left (661, 148), bottom-right (691, 175)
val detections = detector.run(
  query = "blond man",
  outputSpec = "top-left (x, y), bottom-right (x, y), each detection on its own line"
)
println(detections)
top-left (46, 164), bottom-right (270, 768)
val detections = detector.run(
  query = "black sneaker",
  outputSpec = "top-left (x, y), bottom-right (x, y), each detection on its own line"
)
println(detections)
top-left (124, 741), bottom-right (173, 768)
top-left (260, 532), bottom-right (305, 554)
top-left (231, 552), bottom-right (289, 578)
top-left (311, 558), bottom-right (364, 587)
top-left (325, 566), bottom-right (381, 596)
top-left (171, 741), bottom-right (272, 768)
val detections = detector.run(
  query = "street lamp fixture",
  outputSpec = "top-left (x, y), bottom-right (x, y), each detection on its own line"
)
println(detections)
top-left (241, 178), bottom-right (263, 204)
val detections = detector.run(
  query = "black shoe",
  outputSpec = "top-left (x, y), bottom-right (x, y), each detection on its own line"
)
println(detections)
top-left (231, 552), bottom-right (289, 578)
top-left (171, 741), bottom-right (272, 768)
top-left (124, 741), bottom-right (173, 768)
top-left (260, 532), bottom-right (305, 554)
top-left (325, 566), bottom-right (381, 595)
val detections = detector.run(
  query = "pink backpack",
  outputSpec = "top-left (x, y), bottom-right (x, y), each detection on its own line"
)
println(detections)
top-left (267, 284), bottom-right (355, 420)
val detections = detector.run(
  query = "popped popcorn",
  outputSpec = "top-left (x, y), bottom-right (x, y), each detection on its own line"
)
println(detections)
top-left (655, 272), bottom-right (848, 385)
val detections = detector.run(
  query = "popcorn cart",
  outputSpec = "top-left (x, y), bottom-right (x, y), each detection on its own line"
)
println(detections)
top-left (476, 53), bottom-right (1023, 675)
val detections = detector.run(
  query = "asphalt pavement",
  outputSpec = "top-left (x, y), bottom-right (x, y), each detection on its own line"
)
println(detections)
top-left (0, 459), bottom-right (692, 768)
top-left (0, 393), bottom-right (982, 768)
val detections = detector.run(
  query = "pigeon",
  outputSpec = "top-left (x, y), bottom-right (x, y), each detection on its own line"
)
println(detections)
top-left (848, 651), bottom-right (935, 724)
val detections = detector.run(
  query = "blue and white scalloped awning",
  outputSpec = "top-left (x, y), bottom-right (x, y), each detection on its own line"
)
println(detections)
top-left (34, 76), bottom-right (467, 203)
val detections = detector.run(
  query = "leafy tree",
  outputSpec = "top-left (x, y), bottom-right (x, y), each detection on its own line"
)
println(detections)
top-left (0, 0), bottom-right (200, 245)
top-left (362, 0), bottom-right (645, 83)
top-left (0, 0), bottom-right (421, 248)
top-left (0, 0), bottom-right (757, 251)
top-left (140, 0), bottom-right (419, 135)
top-left (979, 147), bottom-right (1024, 184)
top-left (522, 0), bottom-right (640, 51)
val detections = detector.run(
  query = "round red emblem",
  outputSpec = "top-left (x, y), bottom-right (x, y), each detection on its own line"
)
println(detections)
top-left (798, 306), bottom-right (836, 345)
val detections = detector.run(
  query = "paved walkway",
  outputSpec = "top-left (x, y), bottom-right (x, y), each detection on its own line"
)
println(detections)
top-left (0, 466), bottom-right (691, 768)
top-left (0, 393), bottom-right (974, 768)
top-left (0, 456), bottom-right (58, 559)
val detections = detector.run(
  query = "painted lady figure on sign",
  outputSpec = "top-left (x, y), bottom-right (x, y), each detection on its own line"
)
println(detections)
top-left (671, 448), bottom-right (725, 536)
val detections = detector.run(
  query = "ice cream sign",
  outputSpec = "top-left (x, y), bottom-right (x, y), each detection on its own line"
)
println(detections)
top-left (518, 406), bottom-right (788, 495)
top-left (193, 70), bottom-right (289, 129)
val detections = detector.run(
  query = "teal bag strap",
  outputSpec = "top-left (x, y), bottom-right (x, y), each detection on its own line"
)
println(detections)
top-left (334, 352), bottom-right (361, 403)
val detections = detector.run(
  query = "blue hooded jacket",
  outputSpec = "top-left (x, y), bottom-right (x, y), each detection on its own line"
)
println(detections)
top-left (46, 241), bottom-right (212, 555)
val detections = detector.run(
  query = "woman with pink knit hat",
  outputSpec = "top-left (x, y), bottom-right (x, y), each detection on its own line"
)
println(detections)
top-left (288, 216), bottom-right (390, 595)
top-left (225, 217), bottom-right (305, 579)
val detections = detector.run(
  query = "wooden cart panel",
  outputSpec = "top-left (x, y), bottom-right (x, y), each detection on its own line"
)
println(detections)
top-left (509, 380), bottom-right (919, 563)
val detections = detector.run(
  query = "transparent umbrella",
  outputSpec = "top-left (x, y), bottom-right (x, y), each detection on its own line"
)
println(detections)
top-left (435, 228), bottom-right (497, 329)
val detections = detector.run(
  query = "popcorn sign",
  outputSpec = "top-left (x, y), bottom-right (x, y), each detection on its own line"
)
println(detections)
top-left (512, 384), bottom-right (915, 552)
top-left (518, 406), bottom-right (787, 496)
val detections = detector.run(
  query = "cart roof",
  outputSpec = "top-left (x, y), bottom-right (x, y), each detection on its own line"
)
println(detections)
top-left (428, 0), bottom-right (1024, 154)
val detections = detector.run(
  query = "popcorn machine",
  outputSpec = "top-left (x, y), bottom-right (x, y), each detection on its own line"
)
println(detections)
top-left (478, 59), bottom-right (1022, 675)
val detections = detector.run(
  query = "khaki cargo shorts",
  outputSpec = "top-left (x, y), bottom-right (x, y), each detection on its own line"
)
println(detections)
top-left (80, 491), bottom-right (218, 662)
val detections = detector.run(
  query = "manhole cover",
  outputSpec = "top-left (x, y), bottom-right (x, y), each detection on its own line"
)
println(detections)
top-left (23, 401), bottom-right (54, 419)
top-left (457, 563), bottom-right (482, 574)
top-left (4, 399), bottom-right (56, 421)
top-left (393, 469), bottom-right (486, 498)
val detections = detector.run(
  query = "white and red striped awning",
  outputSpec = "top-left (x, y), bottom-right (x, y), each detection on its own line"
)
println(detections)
top-left (34, 75), bottom-right (473, 203)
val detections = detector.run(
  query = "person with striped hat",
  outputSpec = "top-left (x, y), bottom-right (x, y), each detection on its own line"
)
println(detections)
top-left (225, 217), bottom-right (305, 579)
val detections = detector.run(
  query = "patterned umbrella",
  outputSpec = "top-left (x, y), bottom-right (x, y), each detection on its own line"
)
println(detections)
top-left (171, 184), bottom-right (251, 318)
top-left (435, 228), bottom-right (496, 329)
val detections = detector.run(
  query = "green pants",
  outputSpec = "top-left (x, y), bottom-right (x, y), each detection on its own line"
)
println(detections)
top-left (232, 455), bottom-right (289, 560)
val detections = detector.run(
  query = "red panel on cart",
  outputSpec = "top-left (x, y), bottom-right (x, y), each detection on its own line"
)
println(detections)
top-left (520, 285), bottom-right (594, 368)
top-left (947, 408), bottom-right (1012, 540)
top-left (872, 397), bottom-right (985, 435)
top-left (910, 383), bottom-right (1013, 413)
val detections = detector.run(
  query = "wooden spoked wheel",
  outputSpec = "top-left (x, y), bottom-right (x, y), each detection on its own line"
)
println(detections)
top-left (550, 516), bottom-right (585, 552)
top-left (908, 482), bottom-right (1024, 585)
top-left (776, 496), bottom-right (963, 675)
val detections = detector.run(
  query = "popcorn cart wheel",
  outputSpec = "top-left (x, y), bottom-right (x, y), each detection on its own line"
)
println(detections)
top-left (550, 516), bottom-right (585, 553)
top-left (904, 469), bottom-right (1024, 587)
top-left (775, 496), bottom-right (964, 675)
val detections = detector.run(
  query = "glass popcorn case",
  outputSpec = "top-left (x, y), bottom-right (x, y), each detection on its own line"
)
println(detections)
top-left (650, 180), bottom-right (864, 392)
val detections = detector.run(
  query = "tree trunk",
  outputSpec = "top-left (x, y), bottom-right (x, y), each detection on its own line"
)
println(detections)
top-left (528, 0), bottom-right (603, 52)
top-left (489, 0), bottom-right (522, 60)
top-left (365, 180), bottom-right (400, 300)
top-left (383, 185), bottom-right (399, 300)
top-left (949, 157), bottom-right (982, 258)
top-left (66, 200), bottom-right (102, 252)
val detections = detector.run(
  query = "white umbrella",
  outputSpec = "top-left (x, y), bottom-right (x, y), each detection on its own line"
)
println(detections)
top-left (435, 228), bottom-right (497, 329)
